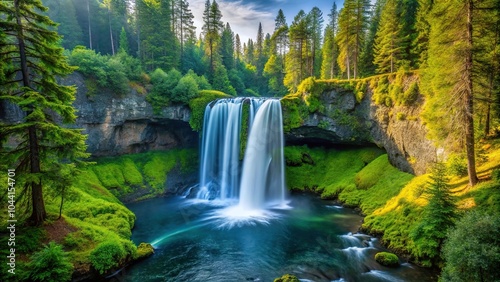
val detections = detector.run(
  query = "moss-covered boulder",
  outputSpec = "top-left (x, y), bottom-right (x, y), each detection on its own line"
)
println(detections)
top-left (136, 243), bottom-right (154, 260)
top-left (274, 274), bottom-right (300, 282)
top-left (375, 252), bottom-right (399, 267)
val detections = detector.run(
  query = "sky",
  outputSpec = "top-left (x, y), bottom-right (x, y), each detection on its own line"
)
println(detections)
top-left (187, 0), bottom-right (345, 44)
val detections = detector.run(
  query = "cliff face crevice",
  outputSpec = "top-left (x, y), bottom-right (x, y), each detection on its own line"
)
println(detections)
top-left (64, 72), bottom-right (198, 156)
top-left (284, 85), bottom-right (436, 175)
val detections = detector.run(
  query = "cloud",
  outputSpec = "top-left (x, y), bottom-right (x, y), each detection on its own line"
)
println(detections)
top-left (188, 0), bottom-right (276, 43)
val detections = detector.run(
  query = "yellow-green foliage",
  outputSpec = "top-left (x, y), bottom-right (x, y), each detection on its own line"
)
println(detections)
top-left (372, 70), bottom-right (419, 107)
top-left (136, 243), bottom-right (155, 259)
top-left (297, 77), bottom-right (326, 113)
top-left (361, 142), bottom-right (500, 265)
top-left (340, 155), bottom-right (414, 214)
top-left (188, 90), bottom-right (232, 131)
top-left (354, 79), bottom-right (368, 102)
top-left (362, 174), bottom-right (429, 256)
top-left (373, 75), bottom-right (391, 106)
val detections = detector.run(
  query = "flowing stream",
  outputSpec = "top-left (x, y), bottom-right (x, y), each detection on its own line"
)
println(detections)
top-left (123, 195), bottom-right (436, 281)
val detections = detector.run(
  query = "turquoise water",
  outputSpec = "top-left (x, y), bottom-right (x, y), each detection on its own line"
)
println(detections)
top-left (121, 195), bottom-right (437, 282)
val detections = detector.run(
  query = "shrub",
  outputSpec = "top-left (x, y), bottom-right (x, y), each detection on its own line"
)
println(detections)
top-left (172, 75), bottom-right (199, 103)
top-left (375, 252), bottom-right (399, 267)
top-left (68, 46), bottom-right (139, 96)
top-left (90, 240), bottom-right (126, 274)
top-left (396, 112), bottom-right (406, 121)
top-left (27, 242), bottom-right (73, 282)
top-left (441, 210), bottom-right (500, 281)
top-left (402, 82), bottom-right (419, 105)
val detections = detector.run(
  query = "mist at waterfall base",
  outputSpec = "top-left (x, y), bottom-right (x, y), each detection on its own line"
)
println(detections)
top-left (122, 98), bottom-right (436, 281)
top-left (195, 98), bottom-right (288, 226)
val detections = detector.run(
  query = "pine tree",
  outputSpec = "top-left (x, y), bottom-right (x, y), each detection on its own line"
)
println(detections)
top-left (360, 0), bottom-right (385, 76)
top-left (410, 163), bottom-right (456, 265)
top-left (255, 22), bottom-right (264, 62)
top-left (413, 0), bottom-right (433, 67)
top-left (221, 22), bottom-right (235, 70)
top-left (235, 33), bottom-right (242, 61)
top-left (422, 0), bottom-right (478, 186)
top-left (337, 0), bottom-right (370, 79)
top-left (308, 7), bottom-right (324, 77)
top-left (119, 26), bottom-right (129, 54)
top-left (373, 0), bottom-right (403, 73)
top-left (202, 0), bottom-right (223, 74)
top-left (285, 10), bottom-right (309, 91)
top-left (399, 0), bottom-right (419, 68)
top-left (173, 0), bottom-right (196, 70)
top-left (321, 2), bottom-right (339, 79)
top-left (0, 0), bottom-right (88, 225)
top-left (274, 9), bottom-right (288, 59)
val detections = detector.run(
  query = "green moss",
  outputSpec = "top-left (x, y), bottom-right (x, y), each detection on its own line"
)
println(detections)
top-left (342, 155), bottom-right (413, 214)
top-left (86, 149), bottom-right (198, 197)
top-left (285, 146), bottom-right (384, 199)
top-left (188, 90), bottom-right (232, 131)
top-left (375, 252), bottom-right (399, 267)
top-left (280, 95), bottom-right (308, 132)
top-left (240, 102), bottom-right (250, 160)
top-left (143, 154), bottom-right (177, 191)
top-left (136, 243), bottom-right (155, 259)
top-left (92, 163), bottom-right (126, 189)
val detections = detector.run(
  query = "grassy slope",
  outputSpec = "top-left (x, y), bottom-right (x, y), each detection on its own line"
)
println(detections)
top-left (0, 149), bottom-right (197, 280)
top-left (285, 143), bottom-right (500, 266)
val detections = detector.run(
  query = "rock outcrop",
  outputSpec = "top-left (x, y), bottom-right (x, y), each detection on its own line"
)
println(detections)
top-left (64, 73), bottom-right (198, 156)
top-left (285, 86), bottom-right (436, 175)
top-left (0, 72), bottom-right (198, 156)
top-left (66, 73), bottom-right (198, 156)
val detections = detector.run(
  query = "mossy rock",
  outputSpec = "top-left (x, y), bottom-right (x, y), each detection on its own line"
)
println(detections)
top-left (136, 242), bottom-right (154, 259)
top-left (375, 252), bottom-right (399, 267)
top-left (274, 274), bottom-right (300, 282)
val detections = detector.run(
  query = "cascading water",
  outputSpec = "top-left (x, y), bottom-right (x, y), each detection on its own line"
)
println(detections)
top-left (239, 99), bottom-right (286, 210)
top-left (197, 97), bottom-right (287, 214)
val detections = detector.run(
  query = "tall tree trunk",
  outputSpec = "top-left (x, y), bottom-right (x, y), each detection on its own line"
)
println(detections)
top-left (87, 0), bottom-right (92, 49)
top-left (465, 0), bottom-right (478, 186)
top-left (28, 126), bottom-right (46, 224)
top-left (14, 0), bottom-right (46, 225)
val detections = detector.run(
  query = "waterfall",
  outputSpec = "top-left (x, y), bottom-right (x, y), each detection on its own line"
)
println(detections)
top-left (239, 99), bottom-right (286, 209)
top-left (197, 98), bottom-right (286, 211)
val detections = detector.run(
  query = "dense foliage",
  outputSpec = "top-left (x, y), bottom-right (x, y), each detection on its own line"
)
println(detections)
top-left (441, 210), bottom-right (500, 281)
top-left (25, 242), bottom-right (73, 282)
